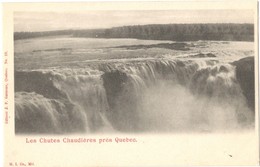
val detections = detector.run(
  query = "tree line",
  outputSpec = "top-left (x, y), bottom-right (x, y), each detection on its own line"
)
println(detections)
top-left (14, 23), bottom-right (254, 41)
top-left (14, 30), bottom-right (74, 40)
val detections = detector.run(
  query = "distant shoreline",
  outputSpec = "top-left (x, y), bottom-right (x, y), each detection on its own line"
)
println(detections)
top-left (14, 23), bottom-right (254, 42)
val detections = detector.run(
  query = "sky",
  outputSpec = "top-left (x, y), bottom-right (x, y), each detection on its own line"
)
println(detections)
top-left (14, 10), bottom-right (254, 32)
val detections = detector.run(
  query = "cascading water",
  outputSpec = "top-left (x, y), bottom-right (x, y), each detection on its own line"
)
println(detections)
top-left (14, 58), bottom-right (254, 134)
top-left (15, 92), bottom-right (87, 134)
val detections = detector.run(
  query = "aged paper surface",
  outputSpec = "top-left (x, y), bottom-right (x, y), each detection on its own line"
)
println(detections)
top-left (3, 1), bottom-right (259, 166)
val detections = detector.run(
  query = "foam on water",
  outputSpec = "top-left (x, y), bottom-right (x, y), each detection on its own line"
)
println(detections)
top-left (14, 58), bottom-right (254, 134)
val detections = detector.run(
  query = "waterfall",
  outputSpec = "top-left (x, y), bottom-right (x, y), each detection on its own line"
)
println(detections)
top-left (14, 58), bottom-right (254, 134)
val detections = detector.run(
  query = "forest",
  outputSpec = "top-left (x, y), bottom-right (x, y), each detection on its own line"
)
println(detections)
top-left (14, 23), bottom-right (254, 41)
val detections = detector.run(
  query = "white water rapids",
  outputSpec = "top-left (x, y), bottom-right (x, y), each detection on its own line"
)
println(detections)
top-left (15, 59), bottom-right (254, 134)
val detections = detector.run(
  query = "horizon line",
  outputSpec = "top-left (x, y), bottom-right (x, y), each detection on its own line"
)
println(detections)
top-left (14, 22), bottom-right (254, 33)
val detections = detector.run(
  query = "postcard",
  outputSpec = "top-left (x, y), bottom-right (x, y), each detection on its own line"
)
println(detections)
top-left (2, 1), bottom-right (259, 166)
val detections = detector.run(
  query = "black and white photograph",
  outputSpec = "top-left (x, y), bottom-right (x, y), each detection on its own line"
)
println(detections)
top-left (14, 9), bottom-right (256, 134)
